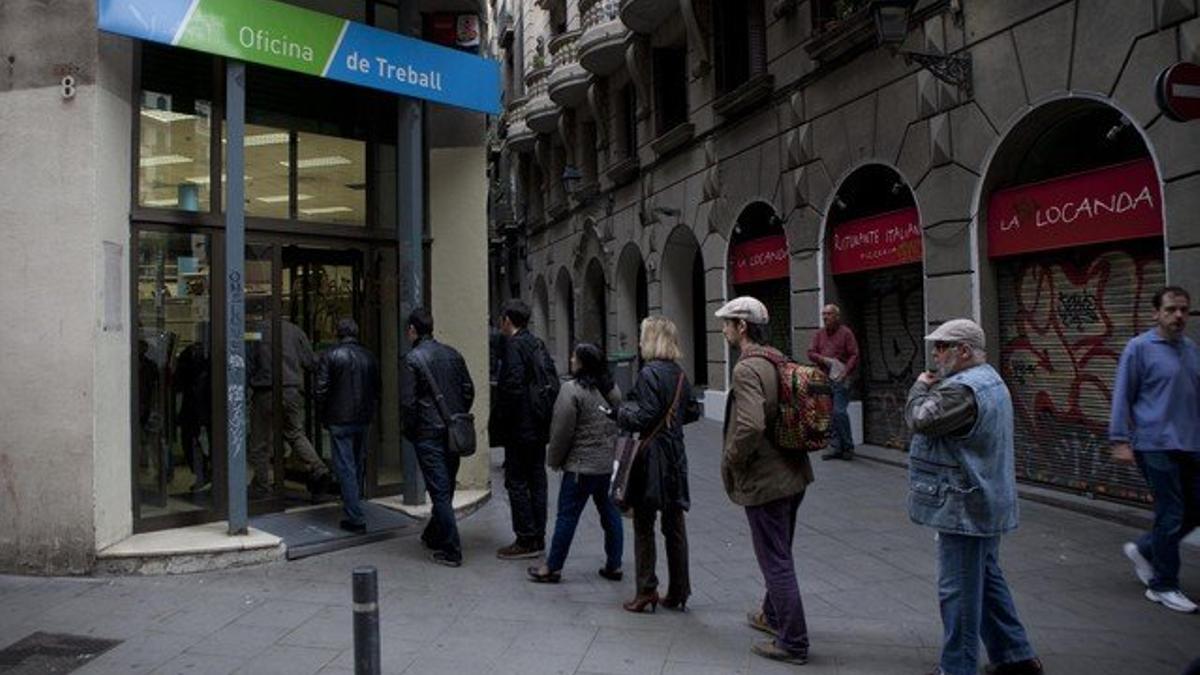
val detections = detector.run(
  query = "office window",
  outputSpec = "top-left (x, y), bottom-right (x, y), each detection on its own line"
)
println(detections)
top-left (138, 45), bottom-right (214, 212)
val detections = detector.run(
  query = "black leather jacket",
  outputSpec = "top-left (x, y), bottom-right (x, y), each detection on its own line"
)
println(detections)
top-left (401, 337), bottom-right (475, 442)
top-left (495, 329), bottom-right (552, 447)
top-left (314, 338), bottom-right (381, 426)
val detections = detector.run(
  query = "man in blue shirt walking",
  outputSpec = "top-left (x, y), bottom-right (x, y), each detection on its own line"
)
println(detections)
top-left (1110, 285), bottom-right (1200, 614)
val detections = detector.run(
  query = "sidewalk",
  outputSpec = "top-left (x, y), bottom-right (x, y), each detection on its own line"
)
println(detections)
top-left (1, 419), bottom-right (1196, 674)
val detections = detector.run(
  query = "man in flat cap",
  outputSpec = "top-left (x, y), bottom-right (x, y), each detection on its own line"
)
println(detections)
top-left (716, 296), bottom-right (814, 666)
top-left (905, 319), bottom-right (1041, 675)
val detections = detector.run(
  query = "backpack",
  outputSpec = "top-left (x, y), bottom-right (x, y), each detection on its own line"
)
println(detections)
top-left (742, 346), bottom-right (833, 452)
top-left (526, 339), bottom-right (560, 432)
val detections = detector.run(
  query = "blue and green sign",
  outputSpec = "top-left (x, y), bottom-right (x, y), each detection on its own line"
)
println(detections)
top-left (98, 0), bottom-right (501, 114)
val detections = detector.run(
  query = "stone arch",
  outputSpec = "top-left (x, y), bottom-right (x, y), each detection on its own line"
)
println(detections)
top-left (579, 257), bottom-right (608, 349)
top-left (613, 242), bottom-right (648, 358)
top-left (531, 275), bottom-right (550, 340)
top-left (551, 266), bottom-right (575, 370)
top-left (659, 225), bottom-right (706, 385)
top-left (726, 200), bottom-right (792, 355)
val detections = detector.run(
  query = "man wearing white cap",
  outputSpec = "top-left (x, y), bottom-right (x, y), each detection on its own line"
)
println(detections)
top-left (905, 319), bottom-right (1041, 675)
top-left (716, 296), bottom-right (814, 666)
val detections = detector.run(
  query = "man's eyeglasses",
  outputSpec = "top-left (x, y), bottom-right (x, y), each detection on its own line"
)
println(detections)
top-left (933, 341), bottom-right (958, 353)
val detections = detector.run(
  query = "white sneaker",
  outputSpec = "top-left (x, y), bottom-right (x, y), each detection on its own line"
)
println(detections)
top-left (1123, 542), bottom-right (1154, 587)
top-left (1145, 588), bottom-right (1199, 613)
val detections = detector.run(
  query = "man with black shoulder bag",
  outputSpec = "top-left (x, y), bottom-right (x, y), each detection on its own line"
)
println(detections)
top-left (401, 307), bottom-right (476, 567)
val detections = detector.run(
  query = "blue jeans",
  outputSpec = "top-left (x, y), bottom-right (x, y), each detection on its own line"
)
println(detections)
top-left (329, 424), bottom-right (369, 525)
top-left (1135, 451), bottom-right (1200, 592)
top-left (546, 472), bottom-right (623, 573)
top-left (831, 381), bottom-right (853, 452)
top-left (936, 533), bottom-right (1035, 675)
top-left (415, 437), bottom-right (462, 561)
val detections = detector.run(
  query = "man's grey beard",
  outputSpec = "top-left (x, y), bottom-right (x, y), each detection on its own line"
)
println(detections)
top-left (934, 362), bottom-right (953, 379)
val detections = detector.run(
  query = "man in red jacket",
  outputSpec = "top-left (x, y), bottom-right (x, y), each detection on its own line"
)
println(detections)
top-left (807, 304), bottom-right (859, 460)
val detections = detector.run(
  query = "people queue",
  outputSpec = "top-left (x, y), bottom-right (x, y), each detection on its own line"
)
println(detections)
top-left (315, 285), bottom-right (1196, 675)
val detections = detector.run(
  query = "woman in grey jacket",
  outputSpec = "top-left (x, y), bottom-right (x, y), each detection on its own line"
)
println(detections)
top-left (527, 343), bottom-right (624, 583)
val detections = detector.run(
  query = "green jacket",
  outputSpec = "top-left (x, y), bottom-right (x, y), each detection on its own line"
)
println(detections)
top-left (722, 346), bottom-right (814, 506)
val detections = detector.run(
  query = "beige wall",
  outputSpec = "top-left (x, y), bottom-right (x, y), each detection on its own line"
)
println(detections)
top-left (429, 147), bottom-right (491, 490)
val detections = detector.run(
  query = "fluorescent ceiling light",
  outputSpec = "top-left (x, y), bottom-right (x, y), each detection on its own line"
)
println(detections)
top-left (143, 198), bottom-right (180, 207)
top-left (243, 132), bottom-right (290, 147)
top-left (139, 154), bottom-right (194, 168)
top-left (280, 156), bottom-right (354, 169)
top-left (255, 193), bottom-right (313, 204)
top-left (140, 109), bottom-right (197, 123)
top-left (299, 206), bottom-right (354, 215)
top-left (184, 174), bottom-right (253, 185)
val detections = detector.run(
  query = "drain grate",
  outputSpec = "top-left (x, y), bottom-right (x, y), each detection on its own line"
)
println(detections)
top-left (0, 632), bottom-right (121, 674)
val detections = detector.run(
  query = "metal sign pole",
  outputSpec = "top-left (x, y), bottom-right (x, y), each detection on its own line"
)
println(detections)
top-left (226, 60), bottom-right (249, 535)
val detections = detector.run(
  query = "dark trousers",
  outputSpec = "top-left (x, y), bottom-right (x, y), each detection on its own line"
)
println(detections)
top-left (633, 506), bottom-right (689, 601)
top-left (545, 472), bottom-right (623, 573)
top-left (504, 443), bottom-right (547, 544)
top-left (745, 492), bottom-right (809, 655)
top-left (1135, 451), bottom-right (1200, 591)
top-left (329, 424), bottom-right (369, 525)
top-left (416, 437), bottom-right (462, 561)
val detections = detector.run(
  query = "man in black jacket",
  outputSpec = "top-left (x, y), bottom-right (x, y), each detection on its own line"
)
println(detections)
top-left (401, 307), bottom-right (475, 567)
top-left (495, 299), bottom-right (554, 559)
top-left (315, 318), bottom-right (381, 534)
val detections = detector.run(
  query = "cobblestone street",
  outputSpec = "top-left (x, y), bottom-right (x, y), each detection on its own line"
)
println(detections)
top-left (1, 419), bottom-right (1197, 674)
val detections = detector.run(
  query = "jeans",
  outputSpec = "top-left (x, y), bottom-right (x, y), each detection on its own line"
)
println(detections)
top-left (329, 424), bottom-right (368, 525)
top-left (746, 492), bottom-right (809, 655)
top-left (633, 506), bottom-right (689, 601)
top-left (545, 472), bottom-right (623, 573)
top-left (415, 437), bottom-right (462, 561)
top-left (1134, 451), bottom-right (1200, 592)
top-left (936, 533), bottom-right (1036, 675)
top-left (831, 381), bottom-right (853, 452)
top-left (504, 443), bottom-right (548, 544)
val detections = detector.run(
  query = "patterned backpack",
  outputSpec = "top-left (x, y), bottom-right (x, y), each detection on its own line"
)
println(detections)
top-left (742, 346), bottom-right (833, 452)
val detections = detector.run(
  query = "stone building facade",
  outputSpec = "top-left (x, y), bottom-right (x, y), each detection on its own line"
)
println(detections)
top-left (489, 0), bottom-right (1200, 505)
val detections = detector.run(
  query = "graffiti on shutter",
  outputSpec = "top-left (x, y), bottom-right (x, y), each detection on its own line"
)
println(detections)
top-left (853, 265), bottom-right (924, 449)
top-left (997, 242), bottom-right (1163, 504)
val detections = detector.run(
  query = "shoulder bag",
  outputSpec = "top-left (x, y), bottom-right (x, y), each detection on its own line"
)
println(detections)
top-left (412, 352), bottom-right (477, 457)
top-left (609, 372), bottom-right (685, 509)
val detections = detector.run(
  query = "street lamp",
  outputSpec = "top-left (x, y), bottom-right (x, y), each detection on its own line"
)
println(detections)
top-left (872, 0), bottom-right (973, 99)
top-left (561, 165), bottom-right (583, 194)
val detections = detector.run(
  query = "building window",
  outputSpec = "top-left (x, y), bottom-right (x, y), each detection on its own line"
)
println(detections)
top-left (138, 45), bottom-right (215, 212)
top-left (712, 0), bottom-right (766, 94)
top-left (653, 46), bottom-right (688, 134)
top-left (620, 83), bottom-right (638, 160)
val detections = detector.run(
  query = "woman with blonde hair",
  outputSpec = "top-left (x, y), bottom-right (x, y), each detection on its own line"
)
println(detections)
top-left (616, 316), bottom-right (700, 612)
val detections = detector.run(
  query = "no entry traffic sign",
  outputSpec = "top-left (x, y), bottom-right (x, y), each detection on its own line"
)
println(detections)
top-left (1156, 62), bottom-right (1200, 122)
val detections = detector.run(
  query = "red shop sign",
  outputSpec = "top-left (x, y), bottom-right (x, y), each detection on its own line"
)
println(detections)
top-left (987, 158), bottom-right (1162, 258)
top-left (730, 235), bottom-right (789, 285)
top-left (829, 207), bottom-right (922, 275)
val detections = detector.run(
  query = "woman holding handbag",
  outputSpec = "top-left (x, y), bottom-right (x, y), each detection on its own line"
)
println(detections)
top-left (615, 316), bottom-right (700, 613)
top-left (527, 343), bottom-right (625, 583)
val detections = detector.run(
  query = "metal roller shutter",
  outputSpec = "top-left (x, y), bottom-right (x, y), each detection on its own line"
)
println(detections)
top-left (852, 265), bottom-right (924, 449)
top-left (997, 241), bottom-right (1163, 504)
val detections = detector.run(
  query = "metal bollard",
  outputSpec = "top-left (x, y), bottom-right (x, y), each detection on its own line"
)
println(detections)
top-left (352, 566), bottom-right (381, 675)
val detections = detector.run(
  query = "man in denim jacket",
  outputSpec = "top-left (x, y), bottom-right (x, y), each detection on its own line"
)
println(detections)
top-left (905, 319), bottom-right (1041, 675)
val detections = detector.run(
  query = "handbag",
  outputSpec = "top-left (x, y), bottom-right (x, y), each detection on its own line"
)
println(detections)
top-left (412, 353), bottom-right (477, 457)
top-left (609, 372), bottom-right (685, 509)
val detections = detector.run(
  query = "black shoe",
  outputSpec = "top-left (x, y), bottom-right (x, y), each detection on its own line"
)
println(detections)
top-left (598, 567), bottom-right (623, 581)
top-left (821, 450), bottom-right (843, 461)
top-left (527, 566), bottom-right (561, 583)
top-left (841, 448), bottom-right (855, 460)
top-left (985, 658), bottom-right (1044, 675)
top-left (339, 519), bottom-right (367, 534)
top-left (431, 551), bottom-right (462, 567)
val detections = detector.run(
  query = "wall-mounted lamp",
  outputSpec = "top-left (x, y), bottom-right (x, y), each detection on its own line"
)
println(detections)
top-left (890, 181), bottom-right (904, 195)
top-left (834, 196), bottom-right (848, 210)
top-left (1105, 116), bottom-right (1131, 142)
top-left (561, 165), bottom-right (583, 194)
top-left (652, 206), bottom-right (681, 218)
top-left (874, 0), bottom-right (973, 99)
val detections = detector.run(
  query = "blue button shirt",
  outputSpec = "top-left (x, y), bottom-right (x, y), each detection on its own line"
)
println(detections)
top-left (1109, 329), bottom-right (1200, 452)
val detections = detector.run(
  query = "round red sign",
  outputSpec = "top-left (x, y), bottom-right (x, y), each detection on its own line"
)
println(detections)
top-left (1156, 62), bottom-right (1200, 122)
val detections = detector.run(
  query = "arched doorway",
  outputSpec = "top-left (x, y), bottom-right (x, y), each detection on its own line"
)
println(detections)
top-left (580, 258), bottom-right (608, 348)
top-left (552, 266), bottom-right (575, 371)
top-left (727, 202), bottom-right (791, 354)
top-left (979, 98), bottom-right (1163, 504)
top-left (614, 243), bottom-right (649, 358)
top-left (661, 226), bottom-right (706, 386)
top-left (823, 164), bottom-right (923, 450)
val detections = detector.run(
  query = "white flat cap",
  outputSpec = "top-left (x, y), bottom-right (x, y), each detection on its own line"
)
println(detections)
top-left (924, 319), bottom-right (985, 350)
top-left (715, 296), bottom-right (769, 324)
